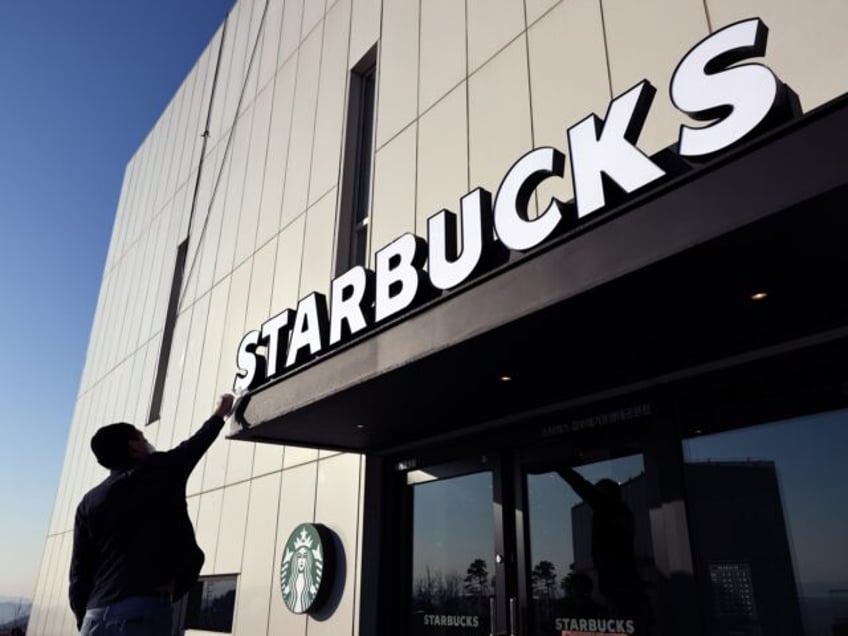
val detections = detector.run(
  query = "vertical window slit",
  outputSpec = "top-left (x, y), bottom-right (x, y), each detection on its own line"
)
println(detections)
top-left (147, 239), bottom-right (189, 424)
top-left (337, 46), bottom-right (378, 274)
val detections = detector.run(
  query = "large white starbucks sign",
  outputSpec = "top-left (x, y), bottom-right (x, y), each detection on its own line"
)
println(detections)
top-left (234, 18), bottom-right (798, 392)
top-left (280, 523), bottom-right (335, 614)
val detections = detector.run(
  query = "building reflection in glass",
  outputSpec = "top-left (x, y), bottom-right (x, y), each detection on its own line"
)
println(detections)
top-left (527, 409), bottom-right (848, 636)
top-left (685, 409), bottom-right (848, 636)
top-left (185, 575), bottom-right (237, 632)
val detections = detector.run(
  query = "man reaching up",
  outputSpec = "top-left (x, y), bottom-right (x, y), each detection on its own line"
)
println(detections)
top-left (70, 393), bottom-right (235, 634)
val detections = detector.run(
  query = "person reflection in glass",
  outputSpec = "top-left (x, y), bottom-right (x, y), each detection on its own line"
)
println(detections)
top-left (556, 467), bottom-right (652, 634)
top-left (562, 569), bottom-right (605, 616)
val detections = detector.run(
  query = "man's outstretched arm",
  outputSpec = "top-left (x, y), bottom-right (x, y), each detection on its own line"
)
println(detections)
top-left (556, 466), bottom-right (603, 508)
top-left (167, 394), bottom-right (235, 475)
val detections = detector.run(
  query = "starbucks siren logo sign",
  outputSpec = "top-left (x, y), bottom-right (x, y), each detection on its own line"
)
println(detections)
top-left (280, 523), bottom-right (334, 614)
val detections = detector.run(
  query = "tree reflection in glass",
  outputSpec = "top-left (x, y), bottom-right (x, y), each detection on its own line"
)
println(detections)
top-left (411, 472), bottom-right (493, 635)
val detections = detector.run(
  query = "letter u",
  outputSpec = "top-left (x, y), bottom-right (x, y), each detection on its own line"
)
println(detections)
top-left (427, 188), bottom-right (495, 290)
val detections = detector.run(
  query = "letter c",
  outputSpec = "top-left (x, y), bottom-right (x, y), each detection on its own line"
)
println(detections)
top-left (494, 147), bottom-right (567, 251)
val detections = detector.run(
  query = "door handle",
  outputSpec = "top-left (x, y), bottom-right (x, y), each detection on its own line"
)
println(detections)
top-left (509, 597), bottom-right (519, 636)
top-left (490, 596), bottom-right (519, 636)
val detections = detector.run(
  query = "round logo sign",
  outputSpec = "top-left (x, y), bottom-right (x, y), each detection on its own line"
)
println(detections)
top-left (280, 523), bottom-right (332, 614)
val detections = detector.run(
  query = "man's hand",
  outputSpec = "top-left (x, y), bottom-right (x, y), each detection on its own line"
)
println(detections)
top-left (214, 393), bottom-right (235, 418)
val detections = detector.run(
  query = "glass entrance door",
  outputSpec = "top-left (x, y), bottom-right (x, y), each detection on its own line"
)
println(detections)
top-left (520, 453), bottom-right (659, 636)
top-left (401, 448), bottom-right (668, 636)
top-left (407, 456), bottom-right (505, 635)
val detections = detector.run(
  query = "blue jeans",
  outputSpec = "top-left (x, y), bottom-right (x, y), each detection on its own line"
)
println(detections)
top-left (80, 596), bottom-right (172, 635)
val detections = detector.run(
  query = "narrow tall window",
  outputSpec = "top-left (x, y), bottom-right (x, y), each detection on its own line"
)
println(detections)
top-left (337, 47), bottom-right (377, 273)
top-left (181, 575), bottom-right (238, 632)
top-left (147, 239), bottom-right (189, 424)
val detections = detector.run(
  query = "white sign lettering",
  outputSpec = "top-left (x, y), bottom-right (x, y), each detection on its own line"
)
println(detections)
top-left (233, 17), bottom-right (796, 392)
top-left (671, 18), bottom-right (788, 158)
top-left (422, 614), bottom-right (481, 628)
top-left (554, 616), bottom-right (636, 635)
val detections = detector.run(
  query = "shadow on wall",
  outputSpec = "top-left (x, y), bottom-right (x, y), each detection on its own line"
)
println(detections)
top-left (310, 527), bottom-right (346, 621)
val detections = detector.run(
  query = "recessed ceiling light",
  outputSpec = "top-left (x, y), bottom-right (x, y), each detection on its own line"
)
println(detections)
top-left (499, 375), bottom-right (512, 382)
top-left (751, 291), bottom-right (768, 301)
top-left (355, 424), bottom-right (365, 430)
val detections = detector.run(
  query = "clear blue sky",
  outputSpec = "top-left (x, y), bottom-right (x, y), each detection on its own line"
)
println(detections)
top-left (0, 0), bottom-right (234, 600)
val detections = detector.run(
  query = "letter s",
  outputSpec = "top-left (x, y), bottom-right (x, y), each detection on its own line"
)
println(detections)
top-left (671, 18), bottom-right (793, 158)
top-left (233, 330), bottom-right (263, 392)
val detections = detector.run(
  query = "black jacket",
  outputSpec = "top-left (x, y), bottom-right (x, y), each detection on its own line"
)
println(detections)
top-left (69, 415), bottom-right (225, 628)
